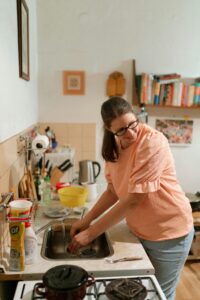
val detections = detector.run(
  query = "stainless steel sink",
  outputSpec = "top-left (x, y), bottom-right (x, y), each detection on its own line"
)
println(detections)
top-left (41, 222), bottom-right (114, 260)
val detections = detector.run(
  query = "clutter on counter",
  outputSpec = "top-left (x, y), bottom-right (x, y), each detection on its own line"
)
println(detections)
top-left (9, 222), bottom-right (25, 271)
top-left (24, 222), bottom-right (37, 265)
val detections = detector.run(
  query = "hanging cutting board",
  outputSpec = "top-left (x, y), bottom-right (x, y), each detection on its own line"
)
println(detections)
top-left (106, 71), bottom-right (126, 97)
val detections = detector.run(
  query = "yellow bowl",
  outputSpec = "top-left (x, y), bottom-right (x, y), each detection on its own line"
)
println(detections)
top-left (58, 186), bottom-right (88, 208)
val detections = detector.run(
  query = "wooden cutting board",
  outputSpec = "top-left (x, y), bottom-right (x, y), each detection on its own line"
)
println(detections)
top-left (18, 166), bottom-right (37, 200)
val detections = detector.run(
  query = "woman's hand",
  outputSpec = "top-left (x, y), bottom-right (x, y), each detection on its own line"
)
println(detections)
top-left (70, 218), bottom-right (90, 238)
top-left (68, 228), bottom-right (94, 253)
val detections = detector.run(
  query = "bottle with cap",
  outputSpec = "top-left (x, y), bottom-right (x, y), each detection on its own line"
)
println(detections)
top-left (9, 222), bottom-right (25, 271)
top-left (24, 222), bottom-right (38, 265)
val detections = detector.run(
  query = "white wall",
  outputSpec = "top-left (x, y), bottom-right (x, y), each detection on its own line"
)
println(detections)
top-left (37, 0), bottom-right (200, 193)
top-left (0, 0), bottom-right (38, 142)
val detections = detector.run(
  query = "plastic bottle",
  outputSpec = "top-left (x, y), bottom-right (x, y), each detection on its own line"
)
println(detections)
top-left (24, 222), bottom-right (38, 265)
top-left (9, 222), bottom-right (25, 271)
top-left (41, 176), bottom-right (52, 206)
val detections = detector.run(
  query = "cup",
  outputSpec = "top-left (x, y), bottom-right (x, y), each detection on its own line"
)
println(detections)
top-left (85, 183), bottom-right (98, 202)
top-left (9, 199), bottom-right (32, 218)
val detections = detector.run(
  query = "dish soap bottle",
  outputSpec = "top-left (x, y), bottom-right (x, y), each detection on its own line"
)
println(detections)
top-left (9, 222), bottom-right (25, 271)
top-left (24, 222), bottom-right (38, 265)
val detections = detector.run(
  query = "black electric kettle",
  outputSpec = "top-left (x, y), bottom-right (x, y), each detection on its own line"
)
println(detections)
top-left (78, 160), bottom-right (101, 184)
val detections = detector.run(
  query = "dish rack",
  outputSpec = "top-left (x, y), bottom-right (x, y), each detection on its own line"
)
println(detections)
top-left (0, 193), bottom-right (37, 273)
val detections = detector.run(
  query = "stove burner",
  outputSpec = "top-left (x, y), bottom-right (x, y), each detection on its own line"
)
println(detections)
top-left (80, 247), bottom-right (97, 258)
top-left (105, 278), bottom-right (147, 300)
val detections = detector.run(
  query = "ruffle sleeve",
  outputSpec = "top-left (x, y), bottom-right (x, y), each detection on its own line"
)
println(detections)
top-left (128, 131), bottom-right (171, 193)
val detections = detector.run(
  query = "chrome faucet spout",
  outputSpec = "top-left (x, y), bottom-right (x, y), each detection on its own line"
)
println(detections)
top-left (35, 215), bottom-right (69, 235)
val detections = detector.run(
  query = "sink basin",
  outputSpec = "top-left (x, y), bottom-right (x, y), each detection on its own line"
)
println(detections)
top-left (41, 222), bottom-right (114, 260)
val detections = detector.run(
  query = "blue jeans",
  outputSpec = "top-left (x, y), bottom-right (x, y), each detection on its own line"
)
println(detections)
top-left (139, 227), bottom-right (194, 300)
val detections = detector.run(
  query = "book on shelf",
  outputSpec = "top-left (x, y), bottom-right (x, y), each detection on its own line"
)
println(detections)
top-left (147, 74), bottom-right (154, 104)
top-left (166, 83), bottom-right (174, 106)
top-left (135, 72), bottom-right (200, 107)
top-left (159, 84), bottom-right (166, 105)
top-left (153, 81), bottom-right (161, 105)
top-left (135, 75), bottom-right (142, 103)
top-left (140, 73), bottom-right (148, 104)
top-left (154, 73), bottom-right (181, 81)
top-left (193, 83), bottom-right (200, 106)
top-left (181, 83), bottom-right (188, 107)
top-left (187, 85), bottom-right (195, 107)
top-left (172, 82), bottom-right (183, 106)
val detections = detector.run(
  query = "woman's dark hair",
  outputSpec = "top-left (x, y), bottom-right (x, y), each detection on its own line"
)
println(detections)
top-left (101, 97), bottom-right (135, 162)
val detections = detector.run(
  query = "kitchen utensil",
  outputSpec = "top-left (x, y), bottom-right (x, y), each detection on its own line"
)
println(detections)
top-left (79, 160), bottom-right (101, 184)
top-left (50, 160), bottom-right (73, 186)
top-left (43, 206), bottom-right (69, 218)
top-left (105, 256), bottom-right (142, 263)
top-left (47, 164), bottom-right (53, 177)
top-left (58, 186), bottom-right (88, 207)
top-left (58, 159), bottom-right (70, 170)
top-left (35, 264), bottom-right (95, 300)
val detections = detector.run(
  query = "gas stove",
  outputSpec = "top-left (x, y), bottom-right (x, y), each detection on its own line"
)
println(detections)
top-left (14, 275), bottom-right (166, 300)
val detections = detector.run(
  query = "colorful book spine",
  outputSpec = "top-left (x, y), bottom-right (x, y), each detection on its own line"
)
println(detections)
top-left (140, 73), bottom-right (148, 104)
top-left (135, 75), bottom-right (142, 103)
top-left (181, 83), bottom-right (187, 107)
top-left (172, 82), bottom-right (183, 106)
top-left (193, 83), bottom-right (200, 106)
top-left (187, 85), bottom-right (195, 107)
top-left (165, 83), bottom-right (174, 106)
top-left (159, 84), bottom-right (165, 105)
top-left (154, 73), bottom-right (181, 81)
top-left (153, 81), bottom-right (161, 105)
top-left (147, 74), bottom-right (154, 104)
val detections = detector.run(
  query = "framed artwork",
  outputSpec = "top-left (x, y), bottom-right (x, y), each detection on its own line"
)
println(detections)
top-left (155, 118), bottom-right (193, 146)
top-left (63, 71), bottom-right (85, 95)
top-left (17, 0), bottom-right (30, 81)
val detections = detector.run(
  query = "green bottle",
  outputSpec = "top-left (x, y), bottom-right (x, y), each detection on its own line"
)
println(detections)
top-left (41, 176), bottom-right (52, 206)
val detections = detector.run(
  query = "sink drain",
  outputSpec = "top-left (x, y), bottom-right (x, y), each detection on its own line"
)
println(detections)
top-left (80, 248), bottom-right (97, 258)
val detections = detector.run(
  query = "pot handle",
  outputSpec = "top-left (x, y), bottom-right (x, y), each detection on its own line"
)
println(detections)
top-left (35, 282), bottom-right (46, 297)
top-left (86, 275), bottom-right (96, 287)
top-left (92, 161), bottom-right (101, 179)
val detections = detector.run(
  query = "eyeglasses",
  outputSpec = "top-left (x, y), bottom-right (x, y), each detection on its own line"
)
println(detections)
top-left (113, 119), bottom-right (139, 137)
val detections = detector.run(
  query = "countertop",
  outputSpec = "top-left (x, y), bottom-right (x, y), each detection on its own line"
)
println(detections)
top-left (0, 199), bottom-right (154, 281)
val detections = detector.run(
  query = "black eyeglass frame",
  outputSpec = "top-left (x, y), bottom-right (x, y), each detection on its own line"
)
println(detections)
top-left (113, 119), bottom-right (139, 137)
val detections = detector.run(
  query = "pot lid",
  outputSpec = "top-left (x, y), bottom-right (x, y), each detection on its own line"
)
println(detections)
top-left (43, 265), bottom-right (88, 290)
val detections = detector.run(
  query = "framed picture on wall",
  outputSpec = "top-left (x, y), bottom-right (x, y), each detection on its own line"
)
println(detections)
top-left (63, 71), bottom-right (85, 95)
top-left (17, 0), bottom-right (30, 81)
top-left (155, 118), bottom-right (193, 146)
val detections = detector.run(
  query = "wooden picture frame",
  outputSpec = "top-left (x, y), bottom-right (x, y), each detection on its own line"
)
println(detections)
top-left (17, 0), bottom-right (30, 81)
top-left (63, 71), bottom-right (85, 95)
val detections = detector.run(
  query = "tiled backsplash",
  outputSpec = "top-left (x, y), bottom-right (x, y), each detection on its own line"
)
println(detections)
top-left (0, 122), bottom-right (96, 268)
top-left (38, 122), bottom-right (96, 171)
top-left (0, 129), bottom-right (32, 270)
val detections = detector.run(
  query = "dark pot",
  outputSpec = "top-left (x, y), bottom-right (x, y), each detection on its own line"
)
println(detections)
top-left (35, 264), bottom-right (95, 300)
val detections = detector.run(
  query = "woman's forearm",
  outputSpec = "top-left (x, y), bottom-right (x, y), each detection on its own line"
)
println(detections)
top-left (89, 192), bottom-right (145, 239)
top-left (83, 187), bottom-right (118, 225)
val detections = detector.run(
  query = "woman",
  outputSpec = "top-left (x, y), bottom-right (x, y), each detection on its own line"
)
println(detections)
top-left (68, 97), bottom-right (194, 300)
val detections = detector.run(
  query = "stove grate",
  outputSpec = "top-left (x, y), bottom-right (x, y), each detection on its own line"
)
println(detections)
top-left (31, 276), bottom-right (163, 300)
